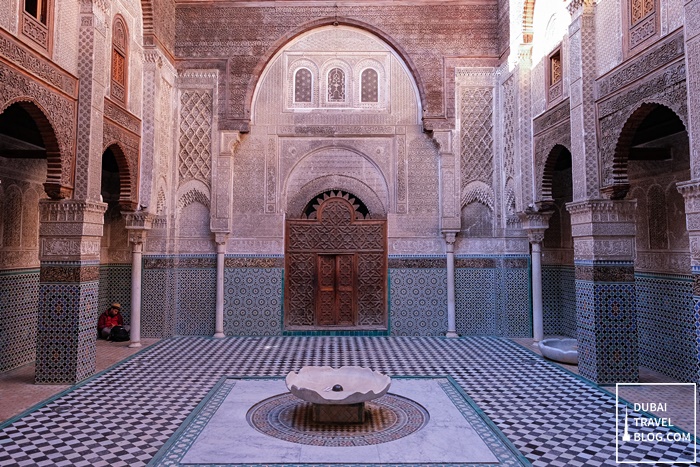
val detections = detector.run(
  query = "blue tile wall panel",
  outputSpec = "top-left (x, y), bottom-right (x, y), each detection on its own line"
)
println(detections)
top-left (543, 266), bottom-right (576, 337)
top-left (636, 274), bottom-right (695, 383)
top-left (0, 269), bottom-right (39, 372)
top-left (175, 267), bottom-right (216, 336)
top-left (389, 268), bottom-right (447, 336)
top-left (224, 268), bottom-right (283, 336)
top-left (142, 265), bottom-right (176, 339)
top-left (98, 264), bottom-right (132, 325)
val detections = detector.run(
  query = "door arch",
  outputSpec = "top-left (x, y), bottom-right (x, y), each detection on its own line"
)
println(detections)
top-left (285, 190), bottom-right (387, 330)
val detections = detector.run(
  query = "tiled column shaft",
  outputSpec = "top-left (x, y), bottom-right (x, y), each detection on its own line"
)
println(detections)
top-left (677, 180), bottom-right (700, 383)
top-left (519, 211), bottom-right (553, 342)
top-left (36, 200), bottom-right (106, 384)
top-left (567, 200), bottom-right (638, 384)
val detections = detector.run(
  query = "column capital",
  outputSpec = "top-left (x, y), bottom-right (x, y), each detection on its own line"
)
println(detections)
top-left (566, 199), bottom-right (637, 262)
top-left (214, 232), bottom-right (229, 251)
top-left (220, 131), bottom-right (241, 155)
top-left (124, 211), bottom-right (154, 230)
top-left (566, 199), bottom-right (637, 231)
top-left (443, 231), bottom-right (458, 245)
top-left (38, 199), bottom-right (107, 262)
top-left (518, 210), bottom-right (553, 244)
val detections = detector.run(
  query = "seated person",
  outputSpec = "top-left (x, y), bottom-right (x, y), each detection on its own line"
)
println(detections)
top-left (97, 303), bottom-right (130, 339)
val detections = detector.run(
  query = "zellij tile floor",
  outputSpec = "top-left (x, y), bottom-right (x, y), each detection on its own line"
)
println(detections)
top-left (0, 336), bottom-right (697, 466)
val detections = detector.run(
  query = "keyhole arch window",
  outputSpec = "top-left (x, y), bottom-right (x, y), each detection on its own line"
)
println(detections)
top-left (294, 68), bottom-right (313, 103)
top-left (360, 68), bottom-right (379, 103)
top-left (111, 15), bottom-right (129, 106)
top-left (327, 68), bottom-right (346, 103)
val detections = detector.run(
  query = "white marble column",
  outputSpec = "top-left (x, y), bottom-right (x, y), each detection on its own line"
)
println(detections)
top-left (518, 211), bottom-right (552, 342)
top-left (129, 234), bottom-right (144, 348)
top-left (125, 213), bottom-right (152, 348)
top-left (445, 232), bottom-right (459, 338)
top-left (530, 240), bottom-right (544, 342)
top-left (214, 233), bottom-right (228, 338)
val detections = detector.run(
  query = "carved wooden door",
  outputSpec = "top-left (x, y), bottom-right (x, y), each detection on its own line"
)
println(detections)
top-left (285, 191), bottom-right (387, 330)
top-left (316, 254), bottom-right (355, 326)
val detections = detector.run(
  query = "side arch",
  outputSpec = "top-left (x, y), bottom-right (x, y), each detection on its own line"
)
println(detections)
top-left (0, 99), bottom-right (66, 198)
top-left (606, 102), bottom-right (687, 198)
top-left (102, 142), bottom-right (136, 211)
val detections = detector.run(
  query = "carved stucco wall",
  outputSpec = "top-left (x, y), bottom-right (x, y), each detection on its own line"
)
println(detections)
top-left (628, 132), bottom-right (691, 274)
top-left (53, 0), bottom-right (80, 75)
top-left (595, 0), bottom-right (623, 77)
top-left (228, 26), bottom-right (442, 256)
top-left (0, 159), bottom-right (47, 270)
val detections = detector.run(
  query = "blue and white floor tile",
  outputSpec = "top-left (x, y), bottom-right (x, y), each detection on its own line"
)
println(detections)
top-left (0, 336), bottom-right (696, 466)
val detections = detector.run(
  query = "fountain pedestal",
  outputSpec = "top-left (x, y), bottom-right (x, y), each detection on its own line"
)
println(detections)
top-left (285, 366), bottom-right (391, 424)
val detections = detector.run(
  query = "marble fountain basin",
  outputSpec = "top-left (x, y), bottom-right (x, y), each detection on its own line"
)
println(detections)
top-left (538, 337), bottom-right (579, 365)
top-left (285, 365), bottom-right (391, 405)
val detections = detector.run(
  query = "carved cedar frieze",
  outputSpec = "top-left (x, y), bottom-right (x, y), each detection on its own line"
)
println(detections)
top-left (596, 29), bottom-right (684, 101)
top-left (0, 29), bottom-right (78, 97)
top-left (175, 4), bottom-right (499, 131)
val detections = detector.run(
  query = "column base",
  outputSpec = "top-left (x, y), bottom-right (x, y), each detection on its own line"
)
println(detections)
top-left (128, 341), bottom-right (142, 348)
top-left (213, 332), bottom-right (225, 338)
top-left (445, 331), bottom-right (459, 338)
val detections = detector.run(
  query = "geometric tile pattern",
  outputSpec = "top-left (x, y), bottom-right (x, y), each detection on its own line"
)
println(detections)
top-left (175, 267), bottom-right (216, 336)
top-left (98, 264), bottom-right (132, 325)
top-left (224, 268), bottom-right (283, 336)
top-left (142, 265), bottom-right (177, 339)
top-left (389, 268), bottom-right (447, 336)
top-left (636, 273), bottom-right (695, 383)
top-left (455, 257), bottom-right (531, 337)
top-left (575, 275), bottom-right (638, 384)
top-left (0, 269), bottom-right (40, 372)
top-left (35, 276), bottom-right (100, 384)
top-left (542, 266), bottom-right (576, 337)
top-left (246, 391), bottom-right (429, 446)
top-left (0, 336), bottom-right (695, 466)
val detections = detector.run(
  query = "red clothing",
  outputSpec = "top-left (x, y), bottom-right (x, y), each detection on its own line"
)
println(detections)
top-left (98, 309), bottom-right (124, 333)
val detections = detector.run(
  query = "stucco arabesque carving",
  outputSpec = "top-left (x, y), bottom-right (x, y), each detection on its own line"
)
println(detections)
top-left (597, 35), bottom-right (687, 190)
top-left (0, 62), bottom-right (77, 192)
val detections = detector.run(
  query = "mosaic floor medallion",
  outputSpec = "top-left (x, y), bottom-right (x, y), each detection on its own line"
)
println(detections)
top-left (246, 392), bottom-right (429, 446)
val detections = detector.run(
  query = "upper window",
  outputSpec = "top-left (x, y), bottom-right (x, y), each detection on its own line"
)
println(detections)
top-left (547, 48), bottom-right (563, 103)
top-left (21, 0), bottom-right (52, 52)
top-left (360, 69), bottom-right (378, 103)
top-left (625, 0), bottom-right (658, 54)
top-left (294, 68), bottom-right (312, 103)
top-left (111, 16), bottom-right (128, 106)
top-left (327, 68), bottom-right (346, 102)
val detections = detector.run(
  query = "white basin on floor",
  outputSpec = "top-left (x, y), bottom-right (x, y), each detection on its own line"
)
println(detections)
top-left (285, 365), bottom-right (391, 405)
top-left (538, 338), bottom-right (578, 365)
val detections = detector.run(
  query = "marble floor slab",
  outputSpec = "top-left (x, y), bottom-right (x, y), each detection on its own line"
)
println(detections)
top-left (160, 377), bottom-right (526, 466)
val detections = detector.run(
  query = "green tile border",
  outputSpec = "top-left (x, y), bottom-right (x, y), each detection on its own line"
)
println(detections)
top-left (148, 375), bottom-right (531, 466)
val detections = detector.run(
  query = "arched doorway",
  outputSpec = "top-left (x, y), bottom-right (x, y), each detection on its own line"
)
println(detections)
top-left (285, 191), bottom-right (387, 330)
top-left (541, 144), bottom-right (575, 337)
top-left (622, 104), bottom-right (694, 382)
top-left (0, 102), bottom-right (51, 372)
